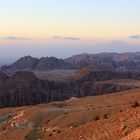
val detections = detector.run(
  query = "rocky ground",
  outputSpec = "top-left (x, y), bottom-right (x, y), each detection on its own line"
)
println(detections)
top-left (0, 83), bottom-right (140, 140)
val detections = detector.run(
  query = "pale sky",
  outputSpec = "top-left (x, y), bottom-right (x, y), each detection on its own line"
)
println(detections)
top-left (0, 0), bottom-right (140, 62)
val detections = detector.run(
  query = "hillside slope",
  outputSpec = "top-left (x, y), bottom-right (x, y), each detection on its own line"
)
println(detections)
top-left (0, 89), bottom-right (140, 140)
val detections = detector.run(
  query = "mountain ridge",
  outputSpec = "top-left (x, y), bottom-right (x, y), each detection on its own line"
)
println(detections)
top-left (1, 52), bottom-right (140, 72)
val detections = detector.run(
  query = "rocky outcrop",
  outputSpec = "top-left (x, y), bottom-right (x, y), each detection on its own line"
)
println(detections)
top-left (10, 111), bottom-right (27, 128)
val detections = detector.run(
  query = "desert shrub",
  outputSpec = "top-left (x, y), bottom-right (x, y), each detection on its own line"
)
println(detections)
top-left (68, 117), bottom-right (86, 127)
top-left (45, 120), bottom-right (50, 124)
top-left (51, 103), bottom-right (67, 108)
top-left (48, 133), bottom-right (53, 137)
top-left (64, 112), bottom-right (68, 115)
top-left (119, 110), bottom-right (123, 112)
top-left (57, 130), bottom-right (61, 134)
top-left (0, 113), bottom-right (14, 124)
top-left (24, 128), bottom-right (44, 140)
top-left (103, 113), bottom-right (108, 119)
top-left (32, 112), bottom-right (45, 127)
top-left (131, 101), bottom-right (139, 108)
top-left (94, 115), bottom-right (100, 121)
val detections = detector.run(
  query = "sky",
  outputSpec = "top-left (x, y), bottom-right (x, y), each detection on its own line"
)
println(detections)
top-left (0, 0), bottom-right (140, 63)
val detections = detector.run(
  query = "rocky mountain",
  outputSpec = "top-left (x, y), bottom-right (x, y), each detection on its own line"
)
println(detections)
top-left (1, 52), bottom-right (140, 73)
top-left (65, 53), bottom-right (108, 70)
top-left (1, 56), bottom-right (71, 72)
top-left (35, 57), bottom-right (71, 71)
top-left (65, 52), bottom-right (140, 71)
top-left (1, 56), bottom-right (38, 72)
top-left (0, 70), bottom-right (139, 108)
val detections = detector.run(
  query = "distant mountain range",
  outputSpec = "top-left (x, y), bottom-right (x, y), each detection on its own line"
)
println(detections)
top-left (1, 52), bottom-right (140, 72)
top-left (0, 56), bottom-right (71, 72)
top-left (66, 52), bottom-right (140, 71)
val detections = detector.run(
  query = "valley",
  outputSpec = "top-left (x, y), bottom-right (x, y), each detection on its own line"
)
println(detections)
top-left (0, 52), bottom-right (140, 139)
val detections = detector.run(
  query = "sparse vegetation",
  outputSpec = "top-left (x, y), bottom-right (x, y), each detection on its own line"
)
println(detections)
top-left (32, 112), bottom-right (46, 128)
top-left (64, 112), bottom-right (68, 115)
top-left (0, 113), bottom-right (14, 124)
top-left (57, 130), bottom-right (61, 134)
top-left (50, 103), bottom-right (67, 108)
top-left (68, 117), bottom-right (86, 127)
top-left (24, 128), bottom-right (44, 140)
top-left (0, 86), bottom-right (140, 140)
top-left (94, 115), bottom-right (100, 121)
top-left (103, 113), bottom-right (108, 119)
top-left (48, 133), bottom-right (53, 137)
top-left (119, 110), bottom-right (123, 112)
top-left (131, 101), bottom-right (139, 108)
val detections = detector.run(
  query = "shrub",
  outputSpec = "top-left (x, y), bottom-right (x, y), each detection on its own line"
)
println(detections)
top-left (48, 133), bottom-right (53, 137)
top-left (103, 113), bottom-right (108, 119)
top-left (94, 115), bottom-right (100, 121)
top-left (132, 101), bottom-right (139, 108)
top-left (24, 128), bottom-right (44, 140)
top-left (119, 110), bottom-right (123, 112)
top-left (64, 112), bottom-right (68, 115)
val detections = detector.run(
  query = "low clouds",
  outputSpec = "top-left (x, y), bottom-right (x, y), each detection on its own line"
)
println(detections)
top-left (64, 37), bottom-right (80, 40)
top-left (5, 36), bottom-right (31, 40)
top-left (53, 36), bottom-right (62, 39)
top-left (129, 35), bottom-right (140, 39)
top-left (2, 35), bottom-right (80, 41)
top-left (53, 36), bottom-right (80, 41)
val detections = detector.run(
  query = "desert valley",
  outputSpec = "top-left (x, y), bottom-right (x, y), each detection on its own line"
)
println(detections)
top-left (1, 1), bottom-right (140, 139)
top-left (0, 52), bottom-right (140, 140)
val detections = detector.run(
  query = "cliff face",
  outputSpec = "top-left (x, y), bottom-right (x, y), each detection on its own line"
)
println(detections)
top-left (0, 71), bottom-right (138, 108)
